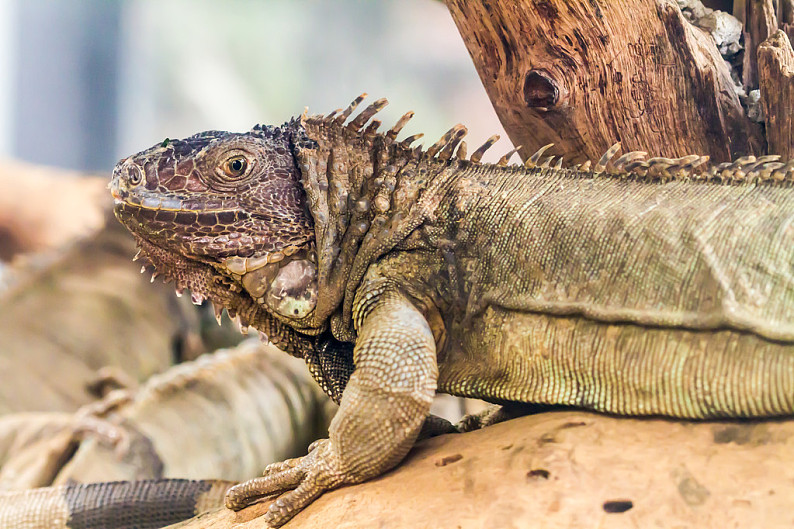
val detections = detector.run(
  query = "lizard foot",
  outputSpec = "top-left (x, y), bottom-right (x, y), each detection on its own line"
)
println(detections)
top-left (225, 438), bottom-right (350, 527)
top-left (456, 402), bottom-right (562, 432)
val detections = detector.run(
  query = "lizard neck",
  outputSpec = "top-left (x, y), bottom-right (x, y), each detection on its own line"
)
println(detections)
top-left (292, 108), bottom-right (452, 340)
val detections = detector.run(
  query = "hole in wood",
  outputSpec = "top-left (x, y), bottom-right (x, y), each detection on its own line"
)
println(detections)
top-left (603, 500), bottom-right (634, 513)
top-left (527, 469), bottom-right (550, 480)
top-left (435, 453), bottom-right (463, 467)
top-left (523, 70), bottom-right (559, 109)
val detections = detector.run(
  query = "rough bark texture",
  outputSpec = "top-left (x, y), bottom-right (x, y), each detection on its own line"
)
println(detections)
top-left (743, 0), bottom-right (779, 89)
top-left (444, 0), bottom-right (763, 164)
top-left (167, 412), bottom-right (794, 529)
top-left (759, 30), bottom-right (794, 158)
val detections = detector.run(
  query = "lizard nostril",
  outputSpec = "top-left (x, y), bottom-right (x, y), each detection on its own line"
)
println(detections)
top-left (128, 165), bottom-right (143, 186)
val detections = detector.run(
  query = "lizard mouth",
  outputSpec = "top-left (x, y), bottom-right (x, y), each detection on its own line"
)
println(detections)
top-left (112, 187), bottom-right (249, 221)
top-left (113, 200), bottom-right (258, 262)
top-left (114, 198), bottom-right (250, 229)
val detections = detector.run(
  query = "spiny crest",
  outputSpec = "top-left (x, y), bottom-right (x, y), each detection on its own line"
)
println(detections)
top-left (303, 93), bottom-right (507, 165)
top-left (574, 142), bottom-right (794, 183)
top-left (313, 94), bottom-right (794, 185)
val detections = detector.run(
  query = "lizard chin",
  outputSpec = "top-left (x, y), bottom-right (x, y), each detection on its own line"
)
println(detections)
top-left (130, 235), bottom-right (242, 306)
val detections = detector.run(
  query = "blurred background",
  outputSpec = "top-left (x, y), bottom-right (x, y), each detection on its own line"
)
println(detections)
top-left (0, 0), bottom-right (506, 174)
top-left (0, 3), bottom-right (493, 484)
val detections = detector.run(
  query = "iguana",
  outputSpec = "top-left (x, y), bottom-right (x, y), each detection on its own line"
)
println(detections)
top-left (110, 94), bottom-right (794, 527)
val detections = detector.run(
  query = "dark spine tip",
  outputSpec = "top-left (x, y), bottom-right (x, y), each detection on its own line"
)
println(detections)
top-left (523, 70), bottom-right (559, 109)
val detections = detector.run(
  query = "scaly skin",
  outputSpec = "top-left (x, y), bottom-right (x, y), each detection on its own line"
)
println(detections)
top-left (111, 95), bottom-right (794, 526)
top-left (0, 479), bottom-right (234, 529)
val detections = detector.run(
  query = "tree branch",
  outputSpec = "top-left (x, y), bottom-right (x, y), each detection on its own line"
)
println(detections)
top-left (445, 0), bottom-right (763, 163)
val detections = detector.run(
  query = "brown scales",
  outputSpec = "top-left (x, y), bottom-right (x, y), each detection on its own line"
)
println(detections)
top-left (121, 93), bottom-right (794, 372)
top-left (126, 93), bottom-right (794, 374)
top-left (109, 93), bottom-right (794, 527)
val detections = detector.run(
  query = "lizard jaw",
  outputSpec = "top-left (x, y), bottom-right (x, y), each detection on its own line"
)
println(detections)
top-left (218, 248), bottom-right (319, 320)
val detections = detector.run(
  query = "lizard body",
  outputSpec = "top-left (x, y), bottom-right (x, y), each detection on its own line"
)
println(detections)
top-left (110, 95), bottom-right (794, 526)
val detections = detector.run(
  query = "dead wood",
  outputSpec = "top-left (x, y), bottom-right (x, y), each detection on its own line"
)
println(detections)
top-left (759, 30), bottom-right (794, 158)
top-left (784, 0), bottom-right (794, 41)
top-left (444, 0), bottom-right (763, 164)
top-left (167, 411), bottom-right (794, 529)
top-left (742, 0), bottom-right (779, 89)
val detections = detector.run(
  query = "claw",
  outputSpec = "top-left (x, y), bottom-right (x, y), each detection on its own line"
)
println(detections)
top-left (224, 439), bottom-right (341, 527)
top-left (263, 480), bottom-right (326, 527)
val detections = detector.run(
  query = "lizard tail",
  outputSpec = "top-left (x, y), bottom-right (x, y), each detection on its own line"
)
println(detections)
top-left (0, 479), bottom-right (236, 529)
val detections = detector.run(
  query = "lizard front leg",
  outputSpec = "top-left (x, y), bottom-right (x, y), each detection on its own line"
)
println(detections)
top-left (225, 287), bottom-right (438, 527)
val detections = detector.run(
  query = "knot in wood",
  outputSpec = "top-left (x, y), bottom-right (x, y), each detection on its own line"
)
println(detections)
top-left (523, 70), bottom-right (559, 109)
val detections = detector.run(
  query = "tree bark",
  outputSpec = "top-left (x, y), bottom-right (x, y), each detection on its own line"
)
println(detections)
top-left (743, 0), bottom-right (779, 89)
top-left (759, 30), bottom-right (794, 158)
top-left (444, 0), bottom-right (764, 164)
top-left (782, 0), bottom-right (794, 43)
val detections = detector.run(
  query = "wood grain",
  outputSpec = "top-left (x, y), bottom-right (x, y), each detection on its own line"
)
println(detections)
top-left (444, 0), bottom-right (762, 164)
top-left (759, 30), bottom-right (794, 158)
top-left (168, 411), bottom-right (794, 529)
top-left (743, 0), bottom-right (779, 89)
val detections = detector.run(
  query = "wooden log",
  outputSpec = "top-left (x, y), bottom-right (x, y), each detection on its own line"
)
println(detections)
top-left (782, 0), bottom-right (794, 42)
top-left (743, 0), bottom-right (779, 89)
top-left (759, 30), bottom-right (794, 158)
top-left (444, 0), bottom-right (762, 164)
top-left (167, 411), bottom-right (794, 529)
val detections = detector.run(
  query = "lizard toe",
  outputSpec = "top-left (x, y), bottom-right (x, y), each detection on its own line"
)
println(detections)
top-left (262, 456), bottom-right (303, 476)
top-left (225, 439), bottom-right (348, 519)
top-left (224, 466), bottom-right (305, 511)
top-left (262, 478), bottom-right (327, 527)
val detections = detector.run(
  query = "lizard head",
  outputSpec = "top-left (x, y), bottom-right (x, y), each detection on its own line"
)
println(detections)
top-left (110, 122), bottom-right (321, 327)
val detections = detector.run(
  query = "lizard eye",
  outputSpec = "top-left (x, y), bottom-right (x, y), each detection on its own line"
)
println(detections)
top-left (221, 156), bottom-right (249, 179)
top-left (128, 165), bottom-right (142, 185)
